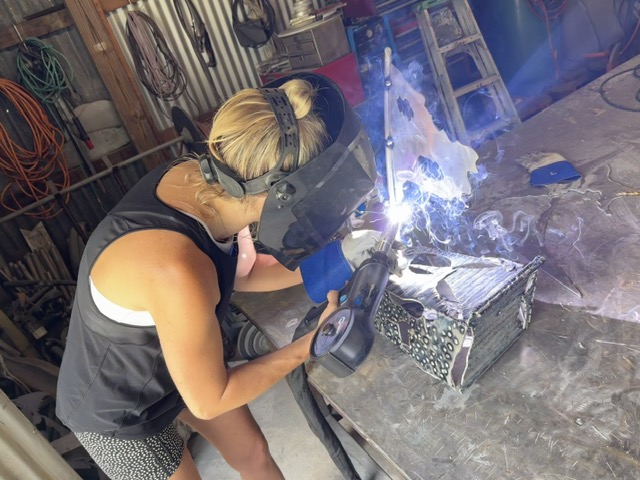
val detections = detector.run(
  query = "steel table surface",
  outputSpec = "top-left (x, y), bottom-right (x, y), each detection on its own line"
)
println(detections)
top-left (233, 55), bottom-right (640, 479)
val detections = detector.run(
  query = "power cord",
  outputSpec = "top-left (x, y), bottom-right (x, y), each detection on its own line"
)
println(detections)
top-left (0, 79), bottom-right (69, 218)
top-left (599, 64), bottom-right (640, 112)
top-left (126, 10), bottom-right (190, 103)
top-left (526, 0), bottom-right (569, 77)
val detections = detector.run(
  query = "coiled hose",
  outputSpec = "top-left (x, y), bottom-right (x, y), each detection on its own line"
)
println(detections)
top-left (15, 37), bottom-right (73, 103)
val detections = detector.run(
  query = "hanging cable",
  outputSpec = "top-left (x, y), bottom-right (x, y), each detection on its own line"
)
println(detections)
top-left (526, 0), bottom-right (569, 78)
top-left (126, 10), bottom-right (190, 102)
top-left (173, 0), bottom-right (223, 105)
top-left (526, 0), bottom-right (569, 20)
top-left (0, 79), bottom-right (69, 218)
top-left (15, 37), bottom-right (95, 151)
top-left (174, 0), bottom-right (216, 69)
top-left (599, 64), bottom-right (640, 112)
top-left (620, 16), bottom-right (640, 55)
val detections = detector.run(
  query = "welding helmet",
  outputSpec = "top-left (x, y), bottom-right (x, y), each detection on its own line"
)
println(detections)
top-left (198, 72), bottom-right (377, 270)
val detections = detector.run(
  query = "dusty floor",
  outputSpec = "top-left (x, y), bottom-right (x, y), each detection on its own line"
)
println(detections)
top-left (190, 377), bottom-right (392, 479)
top-left (189, 378), bottom-right (343, 479)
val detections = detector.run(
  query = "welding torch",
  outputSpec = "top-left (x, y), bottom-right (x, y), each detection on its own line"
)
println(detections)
top-left (310, 221), bottom-right (400, 377)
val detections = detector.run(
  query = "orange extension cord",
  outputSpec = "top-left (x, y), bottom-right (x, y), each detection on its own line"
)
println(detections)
top-left (0, 78), bottom-right (70, 218)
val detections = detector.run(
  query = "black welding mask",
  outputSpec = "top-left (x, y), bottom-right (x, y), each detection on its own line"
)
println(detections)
top-left (199, 72), bottom-right (377, 270)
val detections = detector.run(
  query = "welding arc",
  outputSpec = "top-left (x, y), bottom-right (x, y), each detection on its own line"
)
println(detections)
top-left (0, 79), bottom-right (69, 218)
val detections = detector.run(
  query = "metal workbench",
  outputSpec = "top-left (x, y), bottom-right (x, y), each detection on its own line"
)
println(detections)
top-left (233, 55), bottom-right (640, 479)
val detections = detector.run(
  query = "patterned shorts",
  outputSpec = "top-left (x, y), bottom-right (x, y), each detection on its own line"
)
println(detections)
top-left (74, 423), bottom-right (185, 480)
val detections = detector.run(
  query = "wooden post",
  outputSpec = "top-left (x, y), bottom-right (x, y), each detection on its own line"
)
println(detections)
top-left (0, 9), bottom-right (73, 50)
top-left (63, 0), bottom-right (167, 169)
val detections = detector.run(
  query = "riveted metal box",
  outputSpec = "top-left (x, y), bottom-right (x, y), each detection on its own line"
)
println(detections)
top-left (375, 252), bottom-right (544, 391)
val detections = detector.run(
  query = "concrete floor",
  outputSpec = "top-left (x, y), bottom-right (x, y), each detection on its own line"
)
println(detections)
top-left (190, 378), bottom-right (342, 479)
top-left (189, 377), bottom-right (391, 479)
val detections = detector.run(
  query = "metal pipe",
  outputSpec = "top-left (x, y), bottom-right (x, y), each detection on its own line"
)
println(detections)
top-left (0, 137), bottom-right (183, 225)
top-left (383, 47), bottom-right (398, 208)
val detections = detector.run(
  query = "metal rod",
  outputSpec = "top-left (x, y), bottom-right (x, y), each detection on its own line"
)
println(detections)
top-left (12, 24), bottom-right (24, 44)
top-left (3, 280), bottom-right (76, 287)
top-left (0, 137), bottom-right (183, 225)
top-left (383, 47), bottom-right (397, 207)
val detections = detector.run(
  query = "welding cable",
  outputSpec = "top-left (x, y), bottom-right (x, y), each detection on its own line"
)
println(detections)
top-left (620, 15), bottom-right (640, 56)
top-left (126, 10), bottom-right (189, 102)
top-left (0, 79), bottom-right (70, 218)
top-left (598, 64), bottom-right (640, 112)
top-left (173, 0), bottom-right (223, 105)
top-left (174, 0), bottom-right (216, 68)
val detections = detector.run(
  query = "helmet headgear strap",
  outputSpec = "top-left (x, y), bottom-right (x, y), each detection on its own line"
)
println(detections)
top-left (199, 88), bottom-right (301, 198)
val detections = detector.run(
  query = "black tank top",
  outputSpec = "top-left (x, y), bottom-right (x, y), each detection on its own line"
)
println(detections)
top-left (56, 164), bottom-right (237, 439)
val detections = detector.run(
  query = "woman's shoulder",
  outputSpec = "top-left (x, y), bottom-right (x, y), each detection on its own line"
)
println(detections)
top-left (90, 229), bottom-right (219, 312)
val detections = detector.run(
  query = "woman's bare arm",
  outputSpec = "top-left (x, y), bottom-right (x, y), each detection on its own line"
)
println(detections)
top-left (92, 230), bottom-right (335, 420)
top-left (234, 255), bottom-right (303, 292)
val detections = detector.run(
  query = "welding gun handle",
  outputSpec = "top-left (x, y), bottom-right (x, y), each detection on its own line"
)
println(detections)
top-left (340, 259), bottom-right (391, 315)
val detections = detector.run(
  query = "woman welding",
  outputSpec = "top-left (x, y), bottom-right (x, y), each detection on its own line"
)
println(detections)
top-left (56, 73), bottom-right (381, 479)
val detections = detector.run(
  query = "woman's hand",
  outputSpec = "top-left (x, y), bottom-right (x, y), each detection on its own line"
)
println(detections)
top-left (317, 290), bottom-right (340, 325)
top-left (302, 290), bottom-right (340, 351)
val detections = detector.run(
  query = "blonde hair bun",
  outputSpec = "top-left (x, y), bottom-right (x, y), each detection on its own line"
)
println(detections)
top-left (281, 79), bottom-right (316, 119)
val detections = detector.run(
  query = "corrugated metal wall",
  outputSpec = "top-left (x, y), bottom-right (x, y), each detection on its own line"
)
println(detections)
top-left (0, 0), bottom-right (330, 262)
top-left (107, 0), bottom-right (326, 131)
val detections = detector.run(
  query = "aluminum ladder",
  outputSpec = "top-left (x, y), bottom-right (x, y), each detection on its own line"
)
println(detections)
top-left (416, 0), bottom-right (520, 144)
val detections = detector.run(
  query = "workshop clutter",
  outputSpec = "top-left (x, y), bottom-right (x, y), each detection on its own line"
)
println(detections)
top-left (0, 223), bottom-right (77, 365)
top-left (376, 251), bottom-right (544, 391)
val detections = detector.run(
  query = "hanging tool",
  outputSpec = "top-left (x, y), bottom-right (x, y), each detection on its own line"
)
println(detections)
top-left (174, 0), bottom-right (223, 106)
